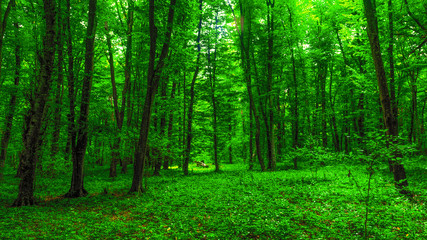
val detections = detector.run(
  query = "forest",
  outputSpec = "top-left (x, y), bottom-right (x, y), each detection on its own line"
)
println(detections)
top-left (0, 0), bottom-right (426, 238)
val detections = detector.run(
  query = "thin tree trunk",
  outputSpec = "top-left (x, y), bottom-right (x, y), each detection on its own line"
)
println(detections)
top-left (105, 21), bottom-right (120, 178)
top-left (183, 0), bottom-right (203, 176)
top-left (249, 106), bottom-right (254, 170)
top-left (388, 0), bottom-right (398, 129)
top-left (65, 0), bottom-right (75, 159)
top-left (12, 0), bottom-right (56, 206)
top-left (51, 9), bottom-right (64, 157)
top-left (64, 0), bottom-right (97, 198)
top-left (164, 81), bottom-right (176, 170)
top-left (287, 5), bottom-right (299, 168)
top-left (363, 0), bottom-right (408, 193)
top-left (207, 17), bottom-right (220, 171)
top-left (320, 63), bottom-right (328, 148)
top-left (130, 0), bottom-right (176, 192)
top-left (121, 0), bottom-right (134, 174)
top-left (266, 0), bottom-right (276, 170)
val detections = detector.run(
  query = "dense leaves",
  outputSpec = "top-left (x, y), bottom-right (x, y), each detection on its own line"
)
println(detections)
top-left (0, 0), bottom-right (425, 238)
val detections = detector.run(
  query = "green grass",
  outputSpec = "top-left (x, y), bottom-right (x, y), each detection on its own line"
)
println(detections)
top-left (1, 161), bottom-right (426, 239)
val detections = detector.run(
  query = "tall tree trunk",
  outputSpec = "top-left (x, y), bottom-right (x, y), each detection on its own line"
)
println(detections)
top-left (408, 72), bottom-right (418, 144)
top-left (164, 81), bottom-right (176, 170)
top-left (105, 21), bottom-right (120, 178)
top-left (207, 16), bottom-right (220, 171)
top-left (287, 5), bottom-right (299, 169)
top-left (183, 0), bottom-right (203, 176)
top-left (51, 9), bottom-right (64, 157)
top-left (130, 0), bottom-right (176, 192)
top-left (0, 20), bottom-right (21, 180)
top-left (319, 63), bottom-right (328, 148)
top-left (329, 64), bottom-right (340, 152)
top-left (65, 0), bottom-right (75, 159)
top-left (12, 0), bottom-right (56, 206)
top-left (266, 0), bottom-right (276, 170)
top-left (249, 106), bottom-right (254, 170)
top-left (362, 0), bottom-right (408, 193)
top-left (64, 0), bottom-right (97, 198)
top-left (121, 0), bottom-right (134, 174)
top-left (388, 0), bottom-right (398, 129)
top-left (236, 1), bottom-right (265, 171)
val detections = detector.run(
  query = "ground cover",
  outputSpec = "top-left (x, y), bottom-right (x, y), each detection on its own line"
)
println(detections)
top-left (0, 161), bottom-right (426, 239)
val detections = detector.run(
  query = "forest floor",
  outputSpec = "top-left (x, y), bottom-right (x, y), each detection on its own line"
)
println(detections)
top-left (0, 159), bottom-right (426, 239)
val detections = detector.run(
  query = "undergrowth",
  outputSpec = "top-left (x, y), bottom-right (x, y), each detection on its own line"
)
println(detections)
top-left (0, 160), bottom-right (426, 239)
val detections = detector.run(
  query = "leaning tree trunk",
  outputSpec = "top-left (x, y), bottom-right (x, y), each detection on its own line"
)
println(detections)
top-left (12, 0), bottom-right (56, 207)
top-left (362, 0), bottom-right (408, 193)
top-left (64, 0), bottom-right (97, 198)
top-left (130, 0), bottom-right (176, 193)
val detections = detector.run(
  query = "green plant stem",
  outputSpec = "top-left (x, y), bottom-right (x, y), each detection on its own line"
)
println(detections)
top-left (364, 161), bottom-right (374, 239)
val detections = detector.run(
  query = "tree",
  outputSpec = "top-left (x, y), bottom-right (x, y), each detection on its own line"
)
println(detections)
top-left (0, 16), bottom-right (20, 180)
top-left (183, 0), bottom-right (203, 176)
top-left (12, 0), bottom-right (56, 206)
top-left (64, 0), bottom-right (97, 198)
top-left (362, 0), bottom-right (408, 193)
top-left (130, 0), bottom-right (176, 193)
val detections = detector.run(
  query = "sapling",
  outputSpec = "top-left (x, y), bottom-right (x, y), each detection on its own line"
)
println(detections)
top-left (347, 157), bottom-right (375, 240)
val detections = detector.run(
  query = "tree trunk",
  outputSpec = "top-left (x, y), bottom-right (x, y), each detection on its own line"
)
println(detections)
top-left (362, 0), bottom-right (408, 193)
top-left (238, 2), bottom-right (265, 171)
top-left (51, 9), bottom-right (64, 158)
top-left (266, 0), bottom-right (276, 171)
top-left (249, 106), bottom-right (254, 170)
top-left (164, 81), bottom-right (176, 170)
top-left (65, 0), bottom-right (76, 160)
top-left (388, 0), bottom-right (398, 130)
top-left (130, 0), bottom-right (176, 192)
top-left (183, 0), bottom-right (203, 176)
top-left (105, 21), bottom-right (120, 178)
top-left (287, 6), bottom-right (299, 168)
top-left (0, 20), bottom-right (21, 181)
top-left (64, 0), bottom-right (97, 198)
top-left (12, 0), bottom-right (56, 206)
top-left (121, 0), bottom-right (134, 174)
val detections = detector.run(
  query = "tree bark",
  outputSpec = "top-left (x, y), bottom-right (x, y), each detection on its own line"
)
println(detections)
top-left (64, 0), bottom-right (97, 198)
top-left (65, 0), bottom-right (76, 159)
top-left (130, 0), bottom-right (176, 192)
top-left (121, 0), bottom-right (134, 174)
top-left (183, 0), bottom-right (203, 176)
top-left (207, 15), bottom-right (220, 171)
top-left (266, 0), bottom-right (276, 171)
top-left (51, 8), bottom-right (64, 157)
top-left (105, 21), bottom-right (120, 178)
top-left (287, 5), bottom-right (299, 168)
top-left (12, 0), bottom-right (56, 206)
top-left (164, 81), bottom-right (176, 170)
top-left (362, 0), bottom-right (408, 193)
